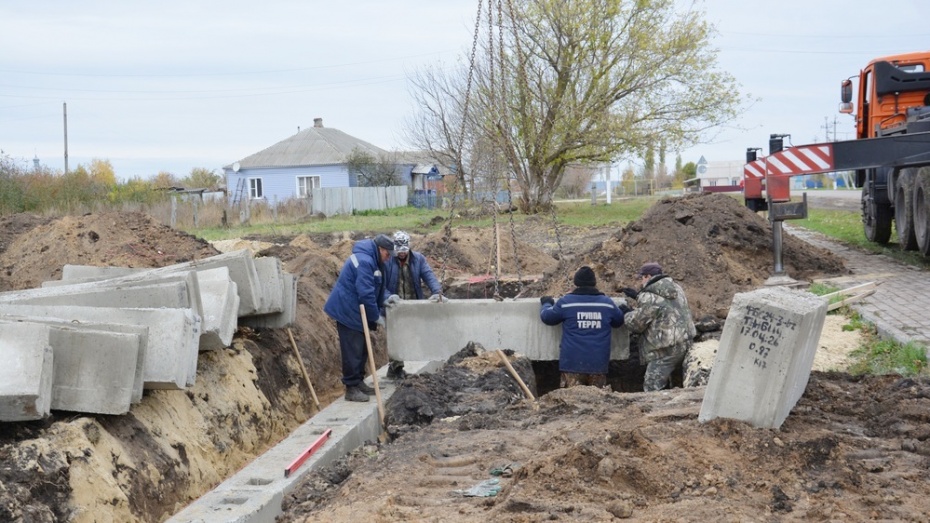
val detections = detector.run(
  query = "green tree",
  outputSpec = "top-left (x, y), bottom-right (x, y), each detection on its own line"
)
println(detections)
top-left (183, 167), bottom-right (221, 189)
top-left (89, 158), bottom-right (116, 186)
top-left (410, 0), bottom-right (747, 213)
top-left (345, 148), bottom-right (400, 187)
top-left (152, 171), bottom-right (179, 189)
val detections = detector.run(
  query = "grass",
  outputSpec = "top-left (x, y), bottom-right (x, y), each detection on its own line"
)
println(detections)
top-left (844, 310), bottom-right (928, 376)
top-left (188, 196), bottom-right (662, 242)
top-left (796, 208), bottom-right (930, 269)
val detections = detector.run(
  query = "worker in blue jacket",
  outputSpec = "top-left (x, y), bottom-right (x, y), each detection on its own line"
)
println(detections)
top-left (324, 234), bottom-right (395, 402)
top-left (540, 266), bottom-right (627, 388)
top-left (381, 230), bottom-right (445, 379)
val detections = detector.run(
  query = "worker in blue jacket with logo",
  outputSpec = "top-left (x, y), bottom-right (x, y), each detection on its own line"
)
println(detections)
top-left (540, 266), bottom-right (627, 388)
top-left (324, 234), bottom-right (395, 402)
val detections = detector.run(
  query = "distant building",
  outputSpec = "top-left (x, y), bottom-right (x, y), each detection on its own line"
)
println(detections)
top-left (684, 156), bottom-right (742, 193)
top-left (222, 118), bottom-right (446, 205)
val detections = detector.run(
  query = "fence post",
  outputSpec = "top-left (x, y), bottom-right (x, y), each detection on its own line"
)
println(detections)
top-left (170, 197), bottom-right (178, 228)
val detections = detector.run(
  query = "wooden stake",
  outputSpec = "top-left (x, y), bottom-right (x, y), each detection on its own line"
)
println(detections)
top-left (360, 304), bottom-right (386, 429)
top-left (497, 349), bottom-right (535, 401)
top-left (287, 328), bottom-right (320, 410)
top-left (827, 289), bottom-right (876, 312)
top-left (819, 281), bottom-right (878, 300)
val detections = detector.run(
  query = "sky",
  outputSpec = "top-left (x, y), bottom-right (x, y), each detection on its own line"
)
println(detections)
top-left (1, 0), bottom-right (928, 181)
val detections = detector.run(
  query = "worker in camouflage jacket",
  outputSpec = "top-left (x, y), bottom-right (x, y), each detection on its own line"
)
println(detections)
top-left (622, 262), bottom-right (696, 392)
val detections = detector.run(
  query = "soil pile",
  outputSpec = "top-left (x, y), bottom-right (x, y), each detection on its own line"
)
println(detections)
top-left (281, 365), bottom-right (930, 522)
top-left (530, 193), bottom-right (848, 320)
top-left (0, 211), bottom-right (218, 291)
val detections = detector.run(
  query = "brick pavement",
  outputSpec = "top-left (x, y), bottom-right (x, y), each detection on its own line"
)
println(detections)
top-left (786, 225), bottom-right (930, 350)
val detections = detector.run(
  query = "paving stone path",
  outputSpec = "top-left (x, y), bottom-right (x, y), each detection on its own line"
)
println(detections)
top-left (788, 225), bottom-right (930, 350)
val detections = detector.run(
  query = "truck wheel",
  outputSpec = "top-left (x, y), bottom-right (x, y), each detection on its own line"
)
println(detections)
top-left (895, 169), bottom-right (918, 251)
top-left (862, 190), bottom-right (892, 244)
top-left (915, 167), bottom-right (930, 256)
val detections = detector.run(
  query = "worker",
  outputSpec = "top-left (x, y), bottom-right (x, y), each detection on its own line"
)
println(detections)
top-left (323, 234), bottom-right (395, 402)
top-left (539, 266), bottom-right (627, 388)
top-left (381, 230), bottom-right (445, 379)
top-left (623, 262), bottom-right (696, 392)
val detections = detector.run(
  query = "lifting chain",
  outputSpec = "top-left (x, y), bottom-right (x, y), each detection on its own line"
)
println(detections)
top-left (437, 0), bottom-right (484, 292)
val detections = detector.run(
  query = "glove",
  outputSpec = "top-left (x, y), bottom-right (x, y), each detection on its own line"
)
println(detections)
top-left (385, 294), bottom-right (402, 308)
top-left (621, 287), bottom-right (639, 300)
top-left (618, 303), bottom-right (632, 314)
top-left (540, 296), bottom-right (555, 307)
top-left (367, 321), bottom-right (378, 332)
top-left (428, 294), bottom-right (449, 303)
top-left (376, 316), bottom-right (386, 327)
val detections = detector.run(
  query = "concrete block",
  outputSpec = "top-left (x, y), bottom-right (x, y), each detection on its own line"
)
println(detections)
top-left (0, 304), bottom-right (200, 390)
top-left (386, 298), bottom-right (629, 362)
top-left (0, 315), bottom-right (148, 403)
top-left (192, 267), bottom-right (240, 352)
top-left (252, 257), bottom-right (284, 315)
top-left (54, 250), bottom-right (265, 317)
top-left (699, 287), bottom-right (827, 429)
top-left (45, 326), bottom-right (141, 415)
top-left (2, 272), bottom-right (203, 320)
top-left (59, 265), bottom-right (145, 281)
top-left (0, 323), bottom-right (53, 421)
top-left (239, 273), bottom-right (296, 329)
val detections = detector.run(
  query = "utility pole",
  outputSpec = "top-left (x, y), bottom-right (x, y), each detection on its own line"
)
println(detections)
top-left (63, 102), bottom-right (69, 174)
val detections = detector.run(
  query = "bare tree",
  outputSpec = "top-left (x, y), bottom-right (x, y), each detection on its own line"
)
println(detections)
top-left (407, 0), bottom-right (748, 213)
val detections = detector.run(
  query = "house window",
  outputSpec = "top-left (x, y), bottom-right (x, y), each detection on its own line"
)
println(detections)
top-left (249, 178), bottom-right (263, 199)
top-left (297, 176), bottom-right (321, 198)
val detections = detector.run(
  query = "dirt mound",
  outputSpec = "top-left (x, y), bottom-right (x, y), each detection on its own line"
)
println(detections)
top-left (530, 193), bottom-right (848, 320)
top-left (281, 372), bottom-right (930, 522)
top-left (0, 211), bottom-right (219, 290)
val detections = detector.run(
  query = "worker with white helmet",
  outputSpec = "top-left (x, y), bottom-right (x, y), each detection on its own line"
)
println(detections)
top-left (381, 230), bottom-right (445, 379)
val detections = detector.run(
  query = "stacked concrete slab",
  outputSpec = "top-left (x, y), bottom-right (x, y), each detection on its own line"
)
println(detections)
top-left (698, 286), bottom-right (828, 429)
top-left (0, 250), bottom-right (295, 421)
top-left (386, 298), bottom-right (630, 362)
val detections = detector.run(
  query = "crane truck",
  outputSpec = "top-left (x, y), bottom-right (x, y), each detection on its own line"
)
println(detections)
top-left (743, 51), bottom-right (930, 259)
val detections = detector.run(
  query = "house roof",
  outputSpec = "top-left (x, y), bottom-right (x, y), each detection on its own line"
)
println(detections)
top-left (228, 119), bottom-right (387, 169)
top-left (396, 151), bottom-right (455, 176)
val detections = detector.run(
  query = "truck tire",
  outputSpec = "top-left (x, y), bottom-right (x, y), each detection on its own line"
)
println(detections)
top-left (894, 168), bottom-right (918, 251)
top-left (915, 167), bottom-right (930, 257)
top-left (862, 189), bottom-right (892, 244)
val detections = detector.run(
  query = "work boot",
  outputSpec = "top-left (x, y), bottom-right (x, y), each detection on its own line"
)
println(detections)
top-left (344, 386), bottom-right (370, 402)
top-left (356, 381), bottom-right (376, 395)
top-left (387, 361), bottom-right (407, 380)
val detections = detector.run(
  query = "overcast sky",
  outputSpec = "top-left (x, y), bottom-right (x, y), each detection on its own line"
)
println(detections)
top-left (1, 0), bottom-right (927, 180)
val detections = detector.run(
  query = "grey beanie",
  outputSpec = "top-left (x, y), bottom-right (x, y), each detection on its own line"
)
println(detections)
top-left (373, 234), bottom-right (395, 252)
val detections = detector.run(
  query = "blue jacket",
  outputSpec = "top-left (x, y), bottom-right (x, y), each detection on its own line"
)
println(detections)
top-left (540, 288), bottom-right (625, 374)
top-left (382, 250), bottom-right (441, 301)
top-left (323, 239), bottom-right (386, 331)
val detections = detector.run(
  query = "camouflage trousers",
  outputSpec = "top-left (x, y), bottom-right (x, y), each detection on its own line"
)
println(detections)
top-left (560, 372), bottom-right (607, 389)
top-left (643, 351), bottom-right (686, 392)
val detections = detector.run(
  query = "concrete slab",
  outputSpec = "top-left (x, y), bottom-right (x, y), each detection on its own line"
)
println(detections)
top-left (386, 298), bottom-right (630, 362)
top-left (56, 250), bottom-right (270, 318)
top-left (45, 326), bottom-right (141, 415)
top-left (166, 361), bottom-right (442, 523)
top-left (253, 257), bottom-right (284, 315)
top-left (0, 304), bottom-right (201, 390)
top-left (0, 323), bottom-right (53, 421)
top-left (699, 287), bottom-right (827, 429)
top-left (239, 273), bottom-right (296, 330)
top-left (60, 265), bottom-right (143, 280)
top-left (2, 272), bottom-right (203, 320)
top-left (0, 315), bottom-right (148, 403)
top-left (192, 267), bottom-right (240, 352)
